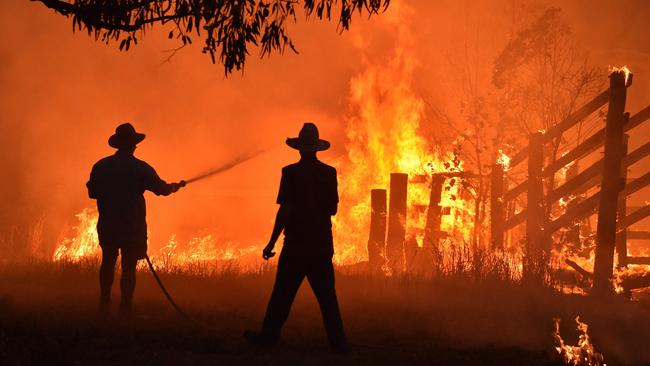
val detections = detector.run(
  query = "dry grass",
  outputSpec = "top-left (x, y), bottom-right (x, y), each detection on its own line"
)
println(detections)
top-left (1, 259), bottom-right (649, 365)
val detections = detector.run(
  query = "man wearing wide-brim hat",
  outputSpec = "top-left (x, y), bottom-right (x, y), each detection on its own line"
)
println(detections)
top-left (245, 122), bottom-right (348, 353)
top-left (87, 123), bottom-right (185, 316)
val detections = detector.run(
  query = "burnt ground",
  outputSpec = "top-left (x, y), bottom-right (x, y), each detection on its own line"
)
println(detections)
top-left (1, 261), bottom-right (649, 366)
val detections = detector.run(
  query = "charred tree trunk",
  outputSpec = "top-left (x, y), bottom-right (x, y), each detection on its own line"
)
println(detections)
top-left (490, 163), bottom-right (505, 250)
top-left (368, 189), bottom-right (387, 273)
top-left (386, 173), bottom-right (408, 274)
top-left (525, 132), bottom-right (546, 282)
top-left (593, 71), bottom-right (629, 294)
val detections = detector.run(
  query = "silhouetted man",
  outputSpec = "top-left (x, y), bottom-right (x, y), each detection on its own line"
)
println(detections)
top-left (244, 123), bottom-right (348, 353)
top-left (87, 123), bottom-right (185, 316)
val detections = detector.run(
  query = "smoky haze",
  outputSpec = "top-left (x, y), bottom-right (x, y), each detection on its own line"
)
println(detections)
top-left (1, 0), bottom-right (649, 258)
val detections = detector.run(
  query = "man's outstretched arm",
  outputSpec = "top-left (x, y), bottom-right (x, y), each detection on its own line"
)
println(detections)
top-left (143, 163), bottom-right (185, 196)
top-left (263, 204), bottom-right (289, 260)
top-left (149, 179), bottom-right (185, 196)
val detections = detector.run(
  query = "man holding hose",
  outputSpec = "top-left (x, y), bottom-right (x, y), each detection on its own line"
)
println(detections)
top-left (87, 123), bottom-right (185, 316)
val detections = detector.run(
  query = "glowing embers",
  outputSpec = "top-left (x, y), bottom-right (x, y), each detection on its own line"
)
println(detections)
top-left (554, 317), bottom-right (605, 366)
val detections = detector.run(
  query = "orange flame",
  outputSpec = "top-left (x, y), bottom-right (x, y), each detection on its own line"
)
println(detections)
top-left (53, 1), bottom-right (478, 270)
top-left (53, 208), bottom-right (100, 261)
top-left (52, 209), bottom-right (260, 270)
top-left (333, 1), bottom-right (474, 265)
top-left (553, 317), bottom-right (605, 366)
top-left (497, 149), bottom-right (511, 171)
top-left (608, 65), bottom-right (631, 85)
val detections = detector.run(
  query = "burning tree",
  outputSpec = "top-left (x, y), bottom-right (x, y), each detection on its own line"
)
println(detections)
top-left (33, 0), bottom-right (390, 73)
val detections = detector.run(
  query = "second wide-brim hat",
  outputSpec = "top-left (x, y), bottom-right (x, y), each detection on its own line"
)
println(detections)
top-left (286, 122), bottom-right (330, 151)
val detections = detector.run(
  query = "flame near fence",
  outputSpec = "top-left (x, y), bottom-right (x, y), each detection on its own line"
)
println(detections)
top-left (53, 2), bottom-right (483, 275)
top-left (51, 70), bottom-right (650, 294)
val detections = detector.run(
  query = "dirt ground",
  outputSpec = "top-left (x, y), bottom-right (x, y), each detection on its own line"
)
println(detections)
top-left (1, 261), bottom-right (649, 366)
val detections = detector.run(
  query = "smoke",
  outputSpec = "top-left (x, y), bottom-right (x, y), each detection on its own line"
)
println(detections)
top-left (1, 0), bottom-right (650, 258)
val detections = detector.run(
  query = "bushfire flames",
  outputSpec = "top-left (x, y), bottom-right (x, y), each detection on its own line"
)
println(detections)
top-left (554, 317), bottom-right (605, 366)
top-left (53, 2), bottom-right (478, 271)
top-left (609, 65), bottom-right (632, 85)
top-left (46, 2), bottom-right (647, 304)
top-left (53, 208), bottom-right (99, 262)
top-left (52, 208), bottom-right (260, 270)
top-left (333, 1), bottom-right (475, 266)
top-left (497, 149), bottom-right (511, 172)
top-left (7, 1), bottom-right (650, 365)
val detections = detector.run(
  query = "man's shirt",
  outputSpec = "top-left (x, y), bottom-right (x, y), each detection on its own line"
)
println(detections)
top-left (87, 151), bottom-right (174, 251)
top-left (277, 157), bottom-right (338, 256)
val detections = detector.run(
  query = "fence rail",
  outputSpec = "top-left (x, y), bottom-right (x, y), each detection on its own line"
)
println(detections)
top-left (490, 70), bottom-right (650, 290)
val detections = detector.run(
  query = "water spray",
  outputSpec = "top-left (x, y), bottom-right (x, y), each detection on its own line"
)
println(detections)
top-left (147, 147), bottom-right (267, 328)
top-left (184, 148), bottom-right (268, 184)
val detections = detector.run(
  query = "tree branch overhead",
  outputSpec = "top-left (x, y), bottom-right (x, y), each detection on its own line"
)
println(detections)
top-left (32, 0), bottom-right (390, 74)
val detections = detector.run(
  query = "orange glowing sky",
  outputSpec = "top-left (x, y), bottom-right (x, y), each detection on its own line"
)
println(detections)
top-left (1, 0), bottom-right (649, 256)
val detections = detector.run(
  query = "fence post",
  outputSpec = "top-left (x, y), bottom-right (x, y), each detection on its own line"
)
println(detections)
top-left (616, 134), bottom-right (630, 269)
top-left (424, 174), bottom-right (445, 250)
top-left (593, 71), bottom-right (629, 294)
top-left (368, 189), bottom-right (387, 273)
top-left (490, 163), bottom-right (505, 250)
top-left (386, 173), bottom-right (408, 274)
top-left (525, 132), bottom-right (545, 281)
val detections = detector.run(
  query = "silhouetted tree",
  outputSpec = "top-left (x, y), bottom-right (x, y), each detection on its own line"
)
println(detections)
top-left (33, 0), bottom-right (389, 73)
top-left (426, 6), bottom-right (602, 254)
top-left (492, 7), bottom-right (604, 272)
top-left (493, 7), bottom-right (603, 154)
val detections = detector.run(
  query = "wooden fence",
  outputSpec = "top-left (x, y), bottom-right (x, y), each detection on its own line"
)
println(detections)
top-left (490, 70), bottom-right (650, 290)
top-left (363, 70), bottom-right (650, 291)
top-left (367, 171), bottom-right (477, 273)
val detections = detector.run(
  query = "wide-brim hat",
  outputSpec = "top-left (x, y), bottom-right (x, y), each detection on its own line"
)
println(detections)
top-left (108, 123), bottom-right (146, 149)
top-left (286, 122), bottom-right (330, 151)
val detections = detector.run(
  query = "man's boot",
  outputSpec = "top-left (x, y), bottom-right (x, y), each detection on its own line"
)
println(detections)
top-left (118, 299), bottom-right (133, 319)
top-left (243, 329), bottom-right (279, 348)
top-left (98, 292), bottom-right (111, 317)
